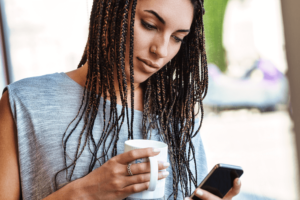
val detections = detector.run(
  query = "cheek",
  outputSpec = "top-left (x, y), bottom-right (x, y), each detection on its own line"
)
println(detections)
top-left (133, 23), bottom-right (153, 51)
top-left (170, 46), bottom-right (180, 57)
top-left (166, 45), bottom-right (181, 63)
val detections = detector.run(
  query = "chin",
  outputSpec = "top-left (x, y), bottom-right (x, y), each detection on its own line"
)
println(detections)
top-left (133, 70), bottom-right (153, 84)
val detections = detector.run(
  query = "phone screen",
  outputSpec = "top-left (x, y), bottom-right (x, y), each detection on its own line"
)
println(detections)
top-left (192, 167), bottom-right (243, 200)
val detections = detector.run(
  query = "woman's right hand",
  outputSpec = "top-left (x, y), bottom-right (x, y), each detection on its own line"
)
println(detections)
top-left (74, 147), bottom-right (170, 200)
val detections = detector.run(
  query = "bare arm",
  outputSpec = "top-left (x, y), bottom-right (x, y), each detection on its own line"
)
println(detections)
top-left (42, 179), bottom-right (82, 200)
top-left (0, 91), bottom-right (81, 200)
top-left (43, 148), bottom-right (169, 200)
top-left (0, 91), bottom-right (21, 200)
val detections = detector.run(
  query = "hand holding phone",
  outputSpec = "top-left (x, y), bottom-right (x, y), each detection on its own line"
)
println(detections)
top-left (189, 163), bottom-right (243, 200)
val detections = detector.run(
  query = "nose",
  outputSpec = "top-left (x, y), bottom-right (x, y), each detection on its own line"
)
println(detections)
top-left (152, 35), bottom-right (169, 58)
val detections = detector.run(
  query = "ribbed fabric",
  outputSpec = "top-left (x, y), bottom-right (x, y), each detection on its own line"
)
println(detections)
top-left (5, 72), bottom-right (207, 200)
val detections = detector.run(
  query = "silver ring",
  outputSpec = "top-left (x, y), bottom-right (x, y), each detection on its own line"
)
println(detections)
top-left (127, 163), bottom-right (133, 176)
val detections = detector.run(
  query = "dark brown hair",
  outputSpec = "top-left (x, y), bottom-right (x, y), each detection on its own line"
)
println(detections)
top-left (55, 0), bottom-right (208, 199)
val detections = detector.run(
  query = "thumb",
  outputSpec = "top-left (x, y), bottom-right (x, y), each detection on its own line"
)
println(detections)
top-left (224, 178), bottom-right (241, 199)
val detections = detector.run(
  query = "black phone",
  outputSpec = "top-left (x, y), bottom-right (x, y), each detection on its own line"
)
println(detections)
top-left (190, 163), bottom-right (243, 200)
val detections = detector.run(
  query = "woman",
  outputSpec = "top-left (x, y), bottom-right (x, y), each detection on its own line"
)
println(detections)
top-left (0, 0), bottom-right (241, 199)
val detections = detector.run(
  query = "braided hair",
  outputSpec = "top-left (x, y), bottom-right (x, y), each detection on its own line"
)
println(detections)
top-left (54, 0), bottom-right (208, 199)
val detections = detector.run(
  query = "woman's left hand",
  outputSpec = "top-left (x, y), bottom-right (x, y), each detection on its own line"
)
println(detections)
top-left (185, 178), bottom-right (241, 200)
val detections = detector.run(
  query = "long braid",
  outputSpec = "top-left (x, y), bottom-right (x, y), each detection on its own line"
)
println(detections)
top-left (105, 0), bottom-right (119, 158)
top-left (129, 0), bottom-right (137, 140)
top-left (99, 0), bottom-right (112, 163)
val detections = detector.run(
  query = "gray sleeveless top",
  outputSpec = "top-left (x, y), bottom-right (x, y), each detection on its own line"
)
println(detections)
top-left (5, 72), bottom-right (207, 200)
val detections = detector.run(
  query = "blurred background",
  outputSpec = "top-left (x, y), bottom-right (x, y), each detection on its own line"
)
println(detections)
top-left (0, 0), bottom-right (298, 199)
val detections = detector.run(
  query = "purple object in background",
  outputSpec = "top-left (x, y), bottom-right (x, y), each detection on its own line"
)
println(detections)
top-left (203, 61), bottom-right (289, 109)
top-left (257, 60), bottom-right (283, 81)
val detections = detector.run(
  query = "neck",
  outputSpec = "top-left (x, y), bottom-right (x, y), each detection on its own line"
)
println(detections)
top-left (78, 62), bottom-right (144, 111)
top-left (111, 64), bottom-right (141, 95)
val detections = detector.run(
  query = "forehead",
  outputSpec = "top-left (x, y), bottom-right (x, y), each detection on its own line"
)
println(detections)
top-left (136, 0), bottom-right (194, 28)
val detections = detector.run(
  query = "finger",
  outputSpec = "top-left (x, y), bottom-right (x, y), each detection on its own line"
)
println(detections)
top-left (192, 189), bottom-right (221, 200)
top-left (115, 147), bottom-right (161, 165)
top-left (224, 178), bottom-right (241, 199)
top-left (124, 171), bottom-right (169, 187)
top-left (121, 181), bottom-right (150, 196)
top-left (125, 160), bottom-right (170, 176)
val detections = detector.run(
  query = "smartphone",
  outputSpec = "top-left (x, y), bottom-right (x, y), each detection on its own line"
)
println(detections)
top-left (190, 163), bottom-right (243, 200)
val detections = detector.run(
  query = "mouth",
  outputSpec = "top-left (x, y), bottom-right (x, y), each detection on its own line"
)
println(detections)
top-left (137, 57), bottom-right (160, 69)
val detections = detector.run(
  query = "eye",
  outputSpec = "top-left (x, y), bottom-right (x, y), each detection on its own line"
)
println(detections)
top-left (141, 20), bottom-right (157, 30)
top-left (172, 36), bottom-right (184, 43)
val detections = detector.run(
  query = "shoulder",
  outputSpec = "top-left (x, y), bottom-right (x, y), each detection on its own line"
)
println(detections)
top-left (0, 91), bottom-right (21, 199)
top-left (0, 91), bottom-right (13, 121)
top-left (3, 73), bottom-right (67, 117)
top-left (4, 73), bottom-right (66, 101)
top-left (7, 73), bottom-right (62, 93)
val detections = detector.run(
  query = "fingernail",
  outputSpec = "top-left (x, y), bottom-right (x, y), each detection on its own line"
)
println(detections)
top-left (159, 161), bottom-right (170, 167)
top-left (237, 178), bottom-right (241, 185)
top-left (163, 162), bottom-right (170, 167)
top-left (162, 171), bottom-right (169, 177)
top-left (153, 148), bottom-right (161, 153)
top-left (196, 189), bottom-right (203, 196)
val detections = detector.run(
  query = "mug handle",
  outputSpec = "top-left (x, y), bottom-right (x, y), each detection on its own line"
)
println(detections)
top-left (147, 156), bottom-right (158, 191)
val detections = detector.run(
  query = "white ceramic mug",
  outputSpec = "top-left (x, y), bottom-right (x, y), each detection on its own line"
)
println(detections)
top-left (124, 139), bottom-right (168, 200)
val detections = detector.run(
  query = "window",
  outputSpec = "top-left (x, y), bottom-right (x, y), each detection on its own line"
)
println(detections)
top-left (203, 0), bottom-right (297, 199)
top-left (0, 0), bottom-right (12, 93)
top-left (0, 60), bottom-right (6, 93)
top-left (4, 0), bottom-right (93, 82)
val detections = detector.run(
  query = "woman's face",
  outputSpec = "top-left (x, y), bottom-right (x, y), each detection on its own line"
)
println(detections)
top-left (124, 0), bottom-right (194, 84)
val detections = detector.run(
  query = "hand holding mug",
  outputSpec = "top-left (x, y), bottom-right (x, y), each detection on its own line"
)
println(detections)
top-left (75, 147), bottom-right (170, 200)
top-left (124, 139), bottom-right (169, 199)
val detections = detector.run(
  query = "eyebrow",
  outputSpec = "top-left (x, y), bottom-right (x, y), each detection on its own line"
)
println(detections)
top-left (144, 10), bottom-right (190, 33)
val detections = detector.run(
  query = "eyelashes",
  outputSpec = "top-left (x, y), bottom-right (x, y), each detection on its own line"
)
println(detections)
top-left (141, 19), bottom-right (156, 30)
top-left (141, 19), bottom-right (184, 43)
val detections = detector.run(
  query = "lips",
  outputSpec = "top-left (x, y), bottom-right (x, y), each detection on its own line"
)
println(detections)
top-left (137, 57), bottom-right (160, 69)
